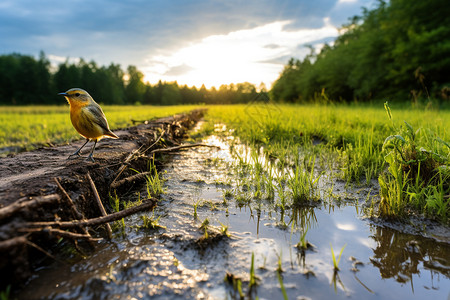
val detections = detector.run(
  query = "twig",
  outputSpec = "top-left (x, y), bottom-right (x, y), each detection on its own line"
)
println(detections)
top-left (87, 172), bottom-right (112, 239)
top-left (0, 235), bottom-right (66, 264)
top-left (110, 147), bottom-right (143, 186)
top-left (25, 199), bottom-right (156, 229)
top-left (54, 177), bottom-right (84, 220)
top-left (149, 143), bottom-right (220, 154)
top-left (110, 171), bottom-right (152, 189)
top-left (25, 240), bottom-right (60, 263)
top-left (110, 129), bottom-right (165, 188)
top-left (142, 129), bottom-right (166, 154)
top-left (0, 194), bottom-right (60, 220)
top-left (18, 227), bottom-right (101, 242)
top-left (55, 177), bottom-right (96, 246)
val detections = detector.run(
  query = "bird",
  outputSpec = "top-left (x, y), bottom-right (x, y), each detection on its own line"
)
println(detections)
top-left (58, 88), bottom-right (118, 162)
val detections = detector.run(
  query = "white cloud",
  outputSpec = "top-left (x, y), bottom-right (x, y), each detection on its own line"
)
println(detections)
top-left (143, 19), bottom-right (338, 88)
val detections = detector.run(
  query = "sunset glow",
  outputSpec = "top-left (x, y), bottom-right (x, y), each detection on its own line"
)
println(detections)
top-left (142, 19), bottom-right (338, 88)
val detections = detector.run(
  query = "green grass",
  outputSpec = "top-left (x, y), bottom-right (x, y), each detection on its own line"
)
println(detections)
top-left (378, 103), bottom-right (450, 221)
top-left (2, 102), bottom-right (449, 223)
top-left (330, 243), bottom-right (347, 271)
top-left (205, 103), bottom-right (450, 223)
top-left (144, 160), bottom-right (166, 198)
top-left (0, 105), bottom-right (201, 152)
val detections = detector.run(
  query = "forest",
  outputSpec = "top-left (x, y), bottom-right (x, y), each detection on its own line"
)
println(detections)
top-left (1, 0), bottom-right (449, 105)
top-left (0, 53), bottom-right (261, 105)
top-left (271, 0), bottom-right (450, 102)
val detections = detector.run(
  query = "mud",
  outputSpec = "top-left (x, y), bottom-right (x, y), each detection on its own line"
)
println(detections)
top-left (0, 109), bottom-right (205, 287)
top-left (14, 125), bottom-right (450, 300)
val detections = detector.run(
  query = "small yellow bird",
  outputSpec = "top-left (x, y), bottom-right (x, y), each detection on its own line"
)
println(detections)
top-left (58, 88), bottom-right (118, 161)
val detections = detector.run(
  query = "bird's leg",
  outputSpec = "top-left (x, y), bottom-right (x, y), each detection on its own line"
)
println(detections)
top-left (86, 139), bottom-right (98, 162)
top-left (68, 138), bottom-right (90, 159)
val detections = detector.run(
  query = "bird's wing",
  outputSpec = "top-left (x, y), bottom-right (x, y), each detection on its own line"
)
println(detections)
top-left (85, 104), bottom-right (111, 133)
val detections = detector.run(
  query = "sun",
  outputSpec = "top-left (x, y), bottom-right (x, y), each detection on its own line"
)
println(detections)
top-left (142, 20), bottom-right (338, 88)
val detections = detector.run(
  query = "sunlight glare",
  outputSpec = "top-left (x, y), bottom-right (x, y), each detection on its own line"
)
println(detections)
top-left (143, 19), bottom-right (338, 88)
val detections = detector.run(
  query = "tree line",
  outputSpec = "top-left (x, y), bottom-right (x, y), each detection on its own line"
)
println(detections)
top-left (2, 0), bottom-right (449, 105)
top-left (271, 0), bottom-right (450, 102)
top-left (0, 52), bottom-right (263, 105)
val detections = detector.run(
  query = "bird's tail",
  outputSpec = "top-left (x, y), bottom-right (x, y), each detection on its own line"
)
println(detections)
top-left (104, 130), bottom-right (119, 139)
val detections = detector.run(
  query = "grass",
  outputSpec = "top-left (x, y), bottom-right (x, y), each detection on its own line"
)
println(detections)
top-left (330, 243), bottom-right (346, 271)
top-left (249, 252), bottom-right (258, 290)
top-left (287, 154), bottom-right (322, 205)
top-left (200, 218), bottom-right (210, 239)
top-left (0, 104), bottom-right (201, 152)
top-left (139, 213), bottom-right (166, 230)
top-left (143, 160), bottom-right (166, 197)
top-left (296, 226), bottom-right (309, 250)
top-left (109, 192), bottom-right (125, 231)
top-left (0, 285), bottom-right (11, 300)
top-left (205, 103), bottom-right (450, 223)
top-left (2, 102), bottom-right (449, 223)
top-left (379, 103), bottom-right (450, 222)
top-left (276, 250), bottom-right (289, 300)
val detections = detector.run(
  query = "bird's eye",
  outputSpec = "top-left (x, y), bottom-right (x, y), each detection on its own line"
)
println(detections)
top-left (75, 93), bottom-right (80, 97)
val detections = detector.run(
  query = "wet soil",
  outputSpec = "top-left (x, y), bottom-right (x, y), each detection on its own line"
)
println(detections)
top-left (14, 125), bottom-right (450, 300)
top-left (0, 109), bottom-right (205, 287)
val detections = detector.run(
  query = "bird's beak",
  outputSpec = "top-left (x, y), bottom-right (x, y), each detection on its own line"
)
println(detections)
top-left (58, 92), bottom-right (69, 96)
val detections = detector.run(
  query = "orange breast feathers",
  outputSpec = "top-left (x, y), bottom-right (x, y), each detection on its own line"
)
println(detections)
top-left (69, 100), bottom-right (117, 140)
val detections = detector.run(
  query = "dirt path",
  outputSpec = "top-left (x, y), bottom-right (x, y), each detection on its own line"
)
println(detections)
top-left (0, 109), bottom-right (205, 287)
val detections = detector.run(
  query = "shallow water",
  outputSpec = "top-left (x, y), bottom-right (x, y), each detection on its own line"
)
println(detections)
top-left (18, 132), bottom-right (450, 299)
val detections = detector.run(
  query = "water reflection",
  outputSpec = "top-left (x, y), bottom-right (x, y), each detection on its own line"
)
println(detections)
top-left (289, 205), bottom-right (318, 230)
top-left (16, 131), bottom-right (450, 299)
top-left (369, 225), bottom-right (450, 287)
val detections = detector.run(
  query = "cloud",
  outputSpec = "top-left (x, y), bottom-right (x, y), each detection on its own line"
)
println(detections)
top-left (164, 64), bottom-right (195, 76)
top-left (0, 0), bottom-right (376, 86)
top-left (259, 55), bottom-right (293, 65)
top-left (143, 19), bottom-right (339, 87)
top-left (264, 44), bottom-right (281, 49)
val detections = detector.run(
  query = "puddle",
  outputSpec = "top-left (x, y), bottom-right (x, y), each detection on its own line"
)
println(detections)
top-left (17, 130), bottom-right (450, 299)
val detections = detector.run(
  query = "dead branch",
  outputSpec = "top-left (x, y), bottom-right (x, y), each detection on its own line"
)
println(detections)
top-left (54, 177), bottom-right (84, 220)
top-left (110, 147), bottom-right (143, 186)
top-left (26, 198), bottom-right (156, 229)
top-left (142, 129), bottom-right (166, 154)
top-left (110, 171), bottom-right (152, 189)
top-left (18, 227), bottom-right (101, 242)
top-left (110, 129), bottom-right (166, 187)
top-left (0, 194), bottom-right (60, 220)
top-left (54, 177), bottom-right (95, 246)
top-left (87, 172), bottom-right (112, 239)
top-left (0, 236), bottom-right (59, 265)
top-left (26, 240), bottom-right (60, 262)
top-left (0, 236), bottom-right (28, 251)
top-left (149, 143), bottom-right (220, 154)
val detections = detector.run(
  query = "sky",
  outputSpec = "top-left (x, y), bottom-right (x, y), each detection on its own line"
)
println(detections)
top-left (0, 0), bottom-right (376, 89)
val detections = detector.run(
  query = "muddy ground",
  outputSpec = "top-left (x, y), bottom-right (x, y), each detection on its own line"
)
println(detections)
top-left (0, 109), bottom-right (205, 288)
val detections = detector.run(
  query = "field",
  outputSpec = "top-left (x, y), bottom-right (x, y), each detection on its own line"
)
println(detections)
top-left (1, 102), bottom-right (449, 222)
top-left (3, 102), bottom-right (450, 299)
top-left (204, 103), bottom-right (450, 222)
